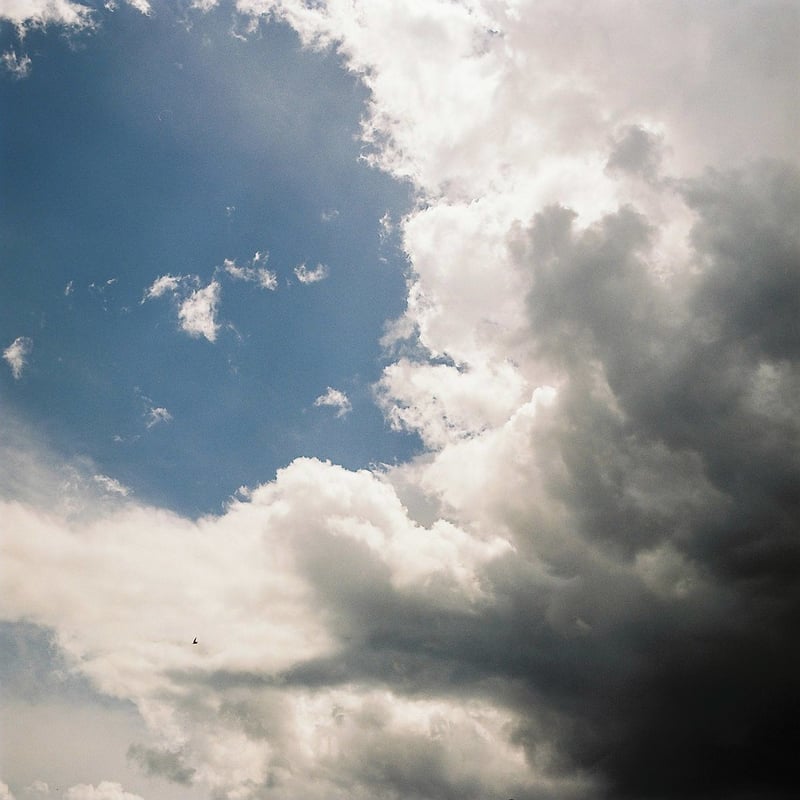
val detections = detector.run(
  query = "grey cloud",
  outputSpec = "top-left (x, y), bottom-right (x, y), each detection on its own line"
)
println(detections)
top-left (606, 125), bottom-right (664, 181)
top-left (492, 159), bottom-right (800, 797)
top-left (127, 744), bottom-right (195, 785)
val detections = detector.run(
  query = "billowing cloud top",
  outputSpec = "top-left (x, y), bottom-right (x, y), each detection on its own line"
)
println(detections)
top-left (1, 2), bottom-right (798, 800)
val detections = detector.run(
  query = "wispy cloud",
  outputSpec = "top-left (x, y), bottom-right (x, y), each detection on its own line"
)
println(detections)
top-left (142, 273), bottom-right (184, 302)
top-left (293, 262), bottom-right (328, 284)
top-left (92, 474), bottom-right (130, 497)
top-left (1, 50), bottom-right (31, 79)
top-left (220, 253), bottom-right (277, 290)
top-left (145, 406), bottom-right (172, 429)
top-left (313, 386), bottom-right (352, 418)
top-left (3, 337), bottom-right (33, 379)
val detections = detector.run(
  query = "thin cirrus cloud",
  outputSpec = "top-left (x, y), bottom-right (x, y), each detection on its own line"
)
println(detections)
top-left (1, 2), bottom-right (798, 800)
top-left (220, 253), bottom-right (277, 290)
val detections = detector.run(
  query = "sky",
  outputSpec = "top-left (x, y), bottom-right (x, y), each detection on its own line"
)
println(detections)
top-left (0, 1), bottom-right (798, 799)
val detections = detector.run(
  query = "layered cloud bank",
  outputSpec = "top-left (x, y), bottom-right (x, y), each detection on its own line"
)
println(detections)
top-left (2, 2), bottom-right (799, 799)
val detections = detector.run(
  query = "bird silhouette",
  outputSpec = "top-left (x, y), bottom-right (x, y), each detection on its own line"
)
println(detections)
top-left (192, 637), bottom-right (198, 645)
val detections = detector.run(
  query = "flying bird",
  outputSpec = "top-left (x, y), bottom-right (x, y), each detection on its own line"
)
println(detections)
top-left (192, 637), bottom-right (198, 645)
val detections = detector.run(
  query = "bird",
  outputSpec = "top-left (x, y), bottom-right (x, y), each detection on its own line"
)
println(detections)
top-left (192, 637), bottom-right (198, 645)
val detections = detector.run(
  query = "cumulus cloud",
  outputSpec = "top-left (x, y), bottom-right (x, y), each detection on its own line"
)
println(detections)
top-left (0, 0), bottom-right (93, 29)
top-left (314, 386), bottom-right (352, 418)
top-left (293, 262), bottom-right (329, 284)
top-left (3, 2), bottom-right (799, 799)
top-left (3, 337), bottom-right (33, 379)
top-left (64, 783), bottom-right (143, 800)
top-left (176, 280), bottom-right (221, 342)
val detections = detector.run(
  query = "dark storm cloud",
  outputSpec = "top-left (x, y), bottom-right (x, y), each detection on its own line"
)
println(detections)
top-left (492, 159), bottom-right (800, 798)
top-left (182, 160), bottom-right (800, 799)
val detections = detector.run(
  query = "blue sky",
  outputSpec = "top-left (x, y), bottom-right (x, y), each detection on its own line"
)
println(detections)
top-left (1, 2), bottom-right (416, 514)
top-left (1, 3), bottom-right (798, 800)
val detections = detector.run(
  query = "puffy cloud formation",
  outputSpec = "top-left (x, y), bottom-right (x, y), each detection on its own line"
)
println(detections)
top-left (64, 783), bottom-right (143, 800)
top-left (3, 337), bottom-right (33, 379)
top-left (177, 281), bottom-right (221, 342)
top-left (2, 2), bottom-right (798, 799)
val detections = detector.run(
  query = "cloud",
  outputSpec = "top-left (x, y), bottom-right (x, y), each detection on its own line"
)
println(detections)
top-left (126, 744), bottom-right (195, 785)
top-left (3, 337), bottom-right (33, 379)
top-left (0, 0), bottom-right (93, 29)
top-left (177, 280), bottom-right (221, 342)
top-left (145, 406), bottom-right (172, 429)
top-left (92, 474), bottom-right (130, 497)
top-left (64, 783), bottom-right (143, 800)
top-left (4, 2), bottom-right (799, 799)
top-left (220, 255), bottom-right (277, 291)
top-left (0, 781), bottom-right (15, 800)
top-left (142, 274), bottom-right (184, 302)
top-left (314, 386), bottom-right (352, 418)
top-left (1, 49), bottom-right (32, 78)
top-left (121, 0), bottom-right (151, 15)
top-left (293, 262), bottom-right (329, 284)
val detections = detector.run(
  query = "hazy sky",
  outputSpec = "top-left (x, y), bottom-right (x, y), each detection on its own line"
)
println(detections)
top-left (1, 2), bottom-right (798, 799)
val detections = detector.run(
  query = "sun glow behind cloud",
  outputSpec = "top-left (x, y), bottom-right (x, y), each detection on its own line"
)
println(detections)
top-left (1, 2), bottom-right (798, 799)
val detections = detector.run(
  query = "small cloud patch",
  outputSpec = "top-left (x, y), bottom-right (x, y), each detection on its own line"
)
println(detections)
top-left (294, 262), bottom-right (329, 284)
top-left (3, 337), bottom-right (33, 379)
top-left (314, 387), bottom-right (352, 418)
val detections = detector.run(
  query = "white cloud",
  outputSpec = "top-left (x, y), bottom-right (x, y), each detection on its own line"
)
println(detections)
top-left (64, 783), bottom-right (143, 800)
top-left (121, 0), bottom-right (150, 15)
top-left (3, 3), bottom-right (798, 798)
top-left (92, 474), bottom-right (130, 497)
top-left (142, 273), bottom-right (184, 302)
top-left (0, 453), bottom-right (518, 797)
top-left (3, 337), bottom-right (33, 380)
top-left (145, 406), bottom-right (172, 429)
top-left (177, 280), bottom-right (221, 342)
top-left (1, 49), bottom-right (31, 77)
top-left (0, 0), bottom-right (93, 28)
top-left (314, 386), bottom-right (352, 418)
top-left (0, 781), bottom-right (15, 800)
top-left (220, 255), bottom-right (277, 290)
top-left (293, 262), bottom-right (328, 284)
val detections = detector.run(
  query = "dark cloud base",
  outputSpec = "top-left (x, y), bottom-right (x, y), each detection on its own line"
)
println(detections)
top-left (173, 160), bottom-right (798, 799)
